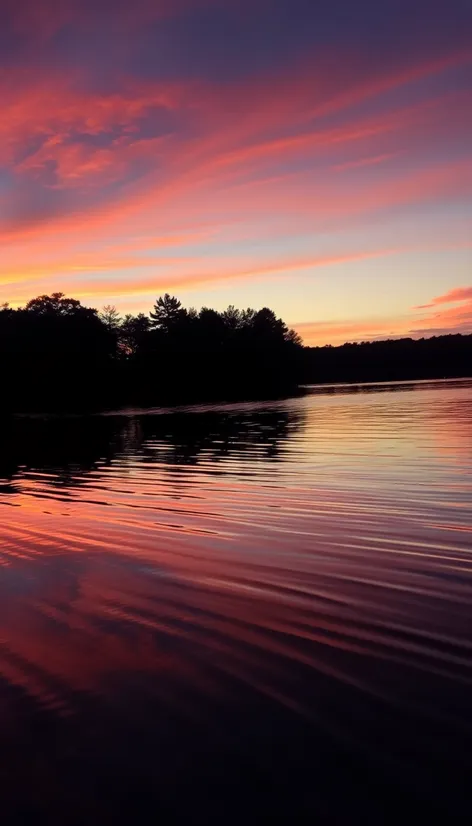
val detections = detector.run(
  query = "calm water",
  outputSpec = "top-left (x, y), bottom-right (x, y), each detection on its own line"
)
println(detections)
top-left (0, 380), bottom-right (471, 823)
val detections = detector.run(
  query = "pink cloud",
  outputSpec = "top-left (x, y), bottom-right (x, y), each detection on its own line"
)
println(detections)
top-left (296, 281), bottom-right (472, 346)
top-left (2, 247), bottom-right (405, 305)
top-left (2, 50), bottom-right (469, 193)
top-left (2, 0), bottom-right (222, 40)
top-left (415, 286), bottom-right (472, 309)
top-left (0, 44), bottom-right (469, 317)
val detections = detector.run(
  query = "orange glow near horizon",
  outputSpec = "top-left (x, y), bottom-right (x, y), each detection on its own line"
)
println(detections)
top-left (0, 2), bottom-right (470, 344)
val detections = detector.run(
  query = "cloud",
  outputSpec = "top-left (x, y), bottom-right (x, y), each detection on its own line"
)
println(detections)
top-left (1, 0), bottom-right (219, 41)
top-left (0, 5), bottom-right (469, 329)
top-left (293, 318), bottom-right (402, 345)
top-left (297, 280), bottom-right (472, 346)
top-left (2, 247), bottom-right (405, 305)
top-left (415, 286), bottom-right (472, 308)
top-left (331, 152), bottom-right (401, 172)
top-left (1, 49), bottom-right (469, 208)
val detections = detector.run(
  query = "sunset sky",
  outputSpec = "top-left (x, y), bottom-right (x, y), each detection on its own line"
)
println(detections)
top-left (1, 0), bottom-right (471, 345)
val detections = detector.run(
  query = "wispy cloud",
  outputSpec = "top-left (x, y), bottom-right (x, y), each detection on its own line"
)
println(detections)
top-left (0, 1), bottom-right (470, 333)
top-left (296, 280), bottom-right (472, 346)
top-left (415, 286), bottom-right (472, 309)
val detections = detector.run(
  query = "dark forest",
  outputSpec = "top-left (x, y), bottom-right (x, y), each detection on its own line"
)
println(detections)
top-left (0, 293), bottom-right (303, 412)
top-left (304, 335), bottom-right (472, 385)
top-left (1, 292), bottom-right (470, 412)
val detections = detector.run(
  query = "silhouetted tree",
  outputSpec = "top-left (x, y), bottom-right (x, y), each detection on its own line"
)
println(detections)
top-left (3, 287), bottom-right (471, 414)
top-left (120, 313), bottom-right (151, 355)
top-left (1, 293), bottom-right (116, 412)
top-left (10, 289), bottom-right (471, 413)
top-left (25, 292), bottom-right (91, 317)
top-left (150, 294), bottom-right (186, 333)
top-left (198, 307), bottom-right (226, 344)
top-left (252, 308), bottom-right (286, 343)
top-left (241, 308), bottom-right (257, 326)
top-left (285, 328), bottom-right (304, 347)
top-left (100, 305), bottom-right (122, 330)
top-left (221, 305), bottom-right (242, 331)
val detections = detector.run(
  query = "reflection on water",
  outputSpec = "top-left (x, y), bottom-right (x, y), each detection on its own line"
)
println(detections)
top-left (0, 380), bottom-right (471, 822)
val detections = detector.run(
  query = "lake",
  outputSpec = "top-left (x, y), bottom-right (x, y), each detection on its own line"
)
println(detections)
top-left (0, 379), bottom-right (471, 823)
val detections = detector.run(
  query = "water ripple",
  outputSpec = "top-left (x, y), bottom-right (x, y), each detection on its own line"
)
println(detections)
top-left (0, 379), bottom-right (471, 820)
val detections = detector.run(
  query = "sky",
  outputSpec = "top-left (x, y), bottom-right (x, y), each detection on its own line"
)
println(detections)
top-left (0, 0), bottom-right (471, 345)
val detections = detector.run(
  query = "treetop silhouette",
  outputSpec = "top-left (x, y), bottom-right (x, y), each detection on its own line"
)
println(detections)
top-left (0, 292), bottom-right (303, 412)
top-left (1, 291), bottom-right (469, 413)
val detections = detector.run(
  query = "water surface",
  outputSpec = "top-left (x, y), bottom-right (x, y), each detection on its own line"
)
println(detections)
top-left (1, 380), bottom-right (471, 823)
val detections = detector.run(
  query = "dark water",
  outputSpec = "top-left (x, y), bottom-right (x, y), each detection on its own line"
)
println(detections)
top-left (0, 380), bottom-right (471, 823)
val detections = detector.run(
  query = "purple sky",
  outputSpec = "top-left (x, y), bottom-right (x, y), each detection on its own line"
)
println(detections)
top-left (1, 0), bottom-right (471, 343)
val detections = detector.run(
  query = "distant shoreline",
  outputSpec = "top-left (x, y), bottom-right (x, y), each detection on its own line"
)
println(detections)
top-left (2, 293), bottom-right (471, 414)
top-left (302, 376), bottom-right (472, 390)
top-left (303, 335), bottom-right (472, 386)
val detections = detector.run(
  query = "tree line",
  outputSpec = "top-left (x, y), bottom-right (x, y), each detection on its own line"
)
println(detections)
top-left (1, 291), bottom-right (470, 412)
top-left (303, 335), bottom-right (472, 385)
top-left (0, 292), bottom-right (303, 412)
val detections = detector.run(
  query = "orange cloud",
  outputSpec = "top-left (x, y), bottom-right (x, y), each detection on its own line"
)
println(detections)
top-left (1, 52), bottom-right (468, 205)
top-left (0, 45), bottom-right (469, 315)
top-left (294, 318), bottom-right (402, 344)
top-left (296, 281), bottom-right (472, 346)
top-left (0, 75), bottom-right (186, 157)
top-left (2, 247), bottom-right (408, 306)
top-left (416, 286), bottom-right (472, 308)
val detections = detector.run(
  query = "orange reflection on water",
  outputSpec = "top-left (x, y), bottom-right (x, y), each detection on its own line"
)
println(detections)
top-left (0, 381), bottom-right (471, 820)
